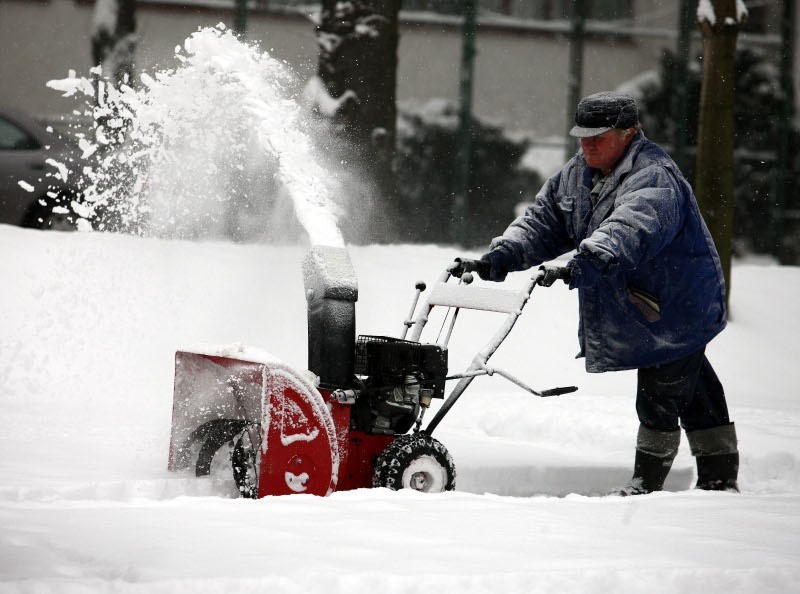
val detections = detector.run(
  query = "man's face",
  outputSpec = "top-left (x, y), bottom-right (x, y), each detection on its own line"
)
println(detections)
top-left (580, 129), bottom-right (634, 174)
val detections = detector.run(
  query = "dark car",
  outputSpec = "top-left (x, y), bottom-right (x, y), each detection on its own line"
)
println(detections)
top-left (0, 107), bottom-right (82, 229)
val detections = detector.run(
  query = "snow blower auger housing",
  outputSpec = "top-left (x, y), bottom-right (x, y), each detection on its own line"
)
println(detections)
top-left (168, 247), bottom-right (576, 498)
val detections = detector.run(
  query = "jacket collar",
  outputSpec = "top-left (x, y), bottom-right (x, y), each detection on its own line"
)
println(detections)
top-left (606, 130), bottom-right (645, 180)
top-left (579, 131), bottom-right (646, 198)
top-left (580, 132), bottom-right (647, 228)
top-left (578, 131), bottom-right (646, 178)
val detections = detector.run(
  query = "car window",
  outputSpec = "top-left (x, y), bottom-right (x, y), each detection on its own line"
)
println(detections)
top-left (0, 117), bottom-right (41, 150)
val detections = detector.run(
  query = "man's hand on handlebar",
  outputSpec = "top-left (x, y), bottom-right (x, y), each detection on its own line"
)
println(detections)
top-left (450, 247), bottom-right (513, 282)
top-left (537, 264), bottom-right (572, 287)
top-left (449, 258), bottom-right (491, 280)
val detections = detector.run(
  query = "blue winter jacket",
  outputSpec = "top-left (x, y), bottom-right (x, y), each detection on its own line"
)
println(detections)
top-left (490, 132), bottom-right (727, 372)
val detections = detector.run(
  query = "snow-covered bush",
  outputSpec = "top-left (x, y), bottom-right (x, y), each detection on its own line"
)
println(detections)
top-left (394, 99), bottom-right (542, 247)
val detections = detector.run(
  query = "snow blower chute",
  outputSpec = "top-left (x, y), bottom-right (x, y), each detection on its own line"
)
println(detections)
top-left (168, 247), bottom-right (576, 497)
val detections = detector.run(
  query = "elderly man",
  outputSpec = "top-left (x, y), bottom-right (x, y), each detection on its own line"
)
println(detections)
top-left (455, 91), bottom-right (739, 495)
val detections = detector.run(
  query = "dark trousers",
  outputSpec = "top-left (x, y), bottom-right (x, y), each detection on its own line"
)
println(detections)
top-left (636, 347), bottom-right (730, 432)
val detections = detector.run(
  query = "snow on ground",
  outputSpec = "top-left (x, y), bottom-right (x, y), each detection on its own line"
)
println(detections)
top-left (1, 225), bottom-right (799, 592)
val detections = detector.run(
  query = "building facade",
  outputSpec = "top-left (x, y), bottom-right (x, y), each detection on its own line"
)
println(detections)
top-left (1, 0), bottom-right (792, 144)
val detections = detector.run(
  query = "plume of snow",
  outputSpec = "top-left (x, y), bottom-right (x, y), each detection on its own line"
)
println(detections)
top-left (47, 24), bottom-right (344, 247)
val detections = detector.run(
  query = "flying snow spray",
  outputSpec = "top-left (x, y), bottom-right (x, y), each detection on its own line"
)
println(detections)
top-left (47, 24), bottom-right (344, 247)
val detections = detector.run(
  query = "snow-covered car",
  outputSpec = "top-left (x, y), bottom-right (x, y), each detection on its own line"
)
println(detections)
top-left (0, 106), bottom-right (81, 229)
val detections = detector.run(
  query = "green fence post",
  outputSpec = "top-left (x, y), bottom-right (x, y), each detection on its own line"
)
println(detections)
top-left (454, 0), bottom-right (477, 246)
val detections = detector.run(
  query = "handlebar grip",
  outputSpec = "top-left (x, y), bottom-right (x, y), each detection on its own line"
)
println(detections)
top-left (540, 386), bottom-right (579, 397)
top-left (453, 258), bottom-right (491, 278)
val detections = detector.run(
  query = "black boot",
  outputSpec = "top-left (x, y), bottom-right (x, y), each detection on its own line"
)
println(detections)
top-left (695, 453), bottom-right (740, 491)
top-left (612, 425), bottom-right (680, 496)
top-left (615, 450), bottom-right (676, 495)
top-left (686, 423), bottom-right (739, 492)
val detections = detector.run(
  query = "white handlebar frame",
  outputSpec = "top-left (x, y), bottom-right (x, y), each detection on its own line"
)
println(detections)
top-left (405, 270), bottom-right (540, 435)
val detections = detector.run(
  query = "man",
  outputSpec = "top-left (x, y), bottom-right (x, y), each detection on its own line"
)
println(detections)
top-left (455, 91), bottom-right (739, 495)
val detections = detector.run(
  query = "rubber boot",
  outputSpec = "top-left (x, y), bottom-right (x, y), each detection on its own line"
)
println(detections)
top-left (695, 453), bottom-right (740, 491)
top-left (686, 423), bottom-right (739, 492)
top-left (613, 425), bottom-right (680, 496)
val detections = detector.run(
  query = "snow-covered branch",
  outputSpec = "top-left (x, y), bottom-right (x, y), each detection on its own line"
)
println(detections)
top-left (303, 75), bottom-right (358, 117)
top-left (697, 0), bottom-right (748, 28)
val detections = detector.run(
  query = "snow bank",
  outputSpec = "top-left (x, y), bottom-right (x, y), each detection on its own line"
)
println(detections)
top-left (1, 226), bottom-right (799, 591)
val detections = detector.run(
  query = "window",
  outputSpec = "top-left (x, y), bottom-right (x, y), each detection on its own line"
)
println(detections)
top-left (740, 1), bottom-right (772, 35)
top-left (170, 1), bottom-right (634, 22)
top-left (500, 1), bottom-right (632, 21)
top-left (403, 1), bottom-right (462, 16)
top-left (0, 118), bottom-right (40, 151)
top-left (406, 0), bottom-right (633, 21)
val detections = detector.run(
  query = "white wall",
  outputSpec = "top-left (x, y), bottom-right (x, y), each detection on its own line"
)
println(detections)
top-left (0, 0), bottom-right (791, 142)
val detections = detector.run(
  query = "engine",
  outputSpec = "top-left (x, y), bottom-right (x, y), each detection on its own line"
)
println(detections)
top-left (351, 335), bottom-right (448, 435)
top-left (301, 247), bottom-right (448, 436)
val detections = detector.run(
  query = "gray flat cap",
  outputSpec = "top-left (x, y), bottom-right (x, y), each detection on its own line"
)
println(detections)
top-left (569, 91), bottom-right (639, 138)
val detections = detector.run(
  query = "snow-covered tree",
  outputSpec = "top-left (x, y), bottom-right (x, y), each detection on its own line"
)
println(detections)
top-left (91, 0), bottom-right (137, 89)
top-left (694, 0), bottom-right (747, 301)
top-left (633, 46), bottom-right (797, 260)
top-left (89, 0), bottom-right (137, 152)
top-left (395, 100), bottom-right (541, 246)
top-left (305, 0), bottom-right (402, 241)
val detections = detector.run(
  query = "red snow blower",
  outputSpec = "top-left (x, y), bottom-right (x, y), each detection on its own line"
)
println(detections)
top-left (167, 247), bottom-right (577, 497)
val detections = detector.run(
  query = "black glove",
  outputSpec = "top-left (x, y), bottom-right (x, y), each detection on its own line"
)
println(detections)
top-left (449, 258), bottom-right (491, 279)
top-left (537, 264), bottom-right (572, 287)
top-left (479, 249), bottom-right (513, 282)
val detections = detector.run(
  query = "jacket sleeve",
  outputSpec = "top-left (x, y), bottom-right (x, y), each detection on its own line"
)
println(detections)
top-left (569, 166), bottom-right (683, 288)
top-left (488, 169), bottom-right (576, 272)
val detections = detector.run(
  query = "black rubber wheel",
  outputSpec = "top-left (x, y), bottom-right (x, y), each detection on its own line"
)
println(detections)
top-left (372, 433), bottom-right (456, 492)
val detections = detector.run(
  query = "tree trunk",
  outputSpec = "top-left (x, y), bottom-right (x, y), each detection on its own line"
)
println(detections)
top-left (694, 0), bottom-right (744, 306)
top-left (91, 0), bottom-right (137, 150)
top-left (91, 0), bottom-right (137, 87)
top-left (314, 0), bottom-right (401, 241)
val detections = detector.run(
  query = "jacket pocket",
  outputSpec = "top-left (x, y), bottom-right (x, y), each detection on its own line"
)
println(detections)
top-left (560, 194), bottom-right (578, 240)
top-left (626, 287), bottom-right (661, 322)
